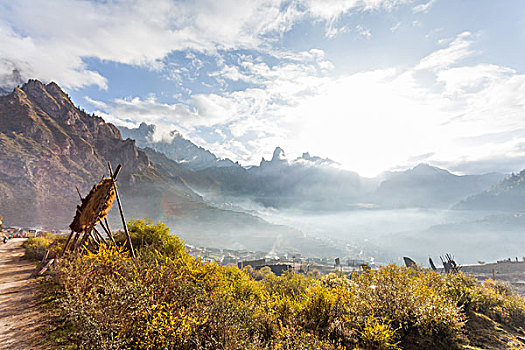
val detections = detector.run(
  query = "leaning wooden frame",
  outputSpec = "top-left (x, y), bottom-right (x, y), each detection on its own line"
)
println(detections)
top-left (60, 162), bottom-right (135, 258)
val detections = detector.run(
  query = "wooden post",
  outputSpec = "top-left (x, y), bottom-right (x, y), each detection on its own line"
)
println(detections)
top-left (105, 218), bottom-right (116, 244)
top-left (75, 186), bottom-right (82, 200)
top-left (60, 230), bottom-right (75, 257)
top-left (108, 162), bottom-right (135, 258)
top-left (41, 249), bottom-right (49, 265)
top-left (70, 231), bottom-right (81, 251)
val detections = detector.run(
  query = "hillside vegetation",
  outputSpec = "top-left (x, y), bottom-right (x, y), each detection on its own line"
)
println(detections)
top-left (457, 170), bottom-right (525, 211)
top-left (31, 221), bottom-right (525, 350)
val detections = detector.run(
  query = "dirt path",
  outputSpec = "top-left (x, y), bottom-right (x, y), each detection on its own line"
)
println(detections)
top-left (0, 238), bottom-right (43, 350)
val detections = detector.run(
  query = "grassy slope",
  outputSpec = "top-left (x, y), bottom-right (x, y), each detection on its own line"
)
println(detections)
top-left (27, 224), bottom-right (525, 350)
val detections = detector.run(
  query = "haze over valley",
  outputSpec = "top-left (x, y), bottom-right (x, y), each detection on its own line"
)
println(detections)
top-left (1, 80), bottom-right (523, 266)
top-left (1, 0), bottom-right (525, 267)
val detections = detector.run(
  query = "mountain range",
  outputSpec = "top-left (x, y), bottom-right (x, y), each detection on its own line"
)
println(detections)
top-left (1, 79), bottom-right (523, 258)
top-left (0, 80), bottom-right (340, 256)
top-left (123, 121), bottom-right (506, 211)
top-left (375, 163), bottom-right (505, 208)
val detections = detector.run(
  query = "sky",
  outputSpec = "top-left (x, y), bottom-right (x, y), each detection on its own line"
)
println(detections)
top-left (1, 0), bottom-right (525, 176)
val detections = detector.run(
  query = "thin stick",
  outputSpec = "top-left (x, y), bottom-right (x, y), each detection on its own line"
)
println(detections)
top-left (61, 230), bottom-right (74, 257)
top-left (108, 162), bottom-right (135, 258)
top-left (104, 217), bottom-right (117, 245)
top-left (70, 231), bottom-right (81, 251)
top-left (63, 185), bottom-right (84, 256)
top-left (104, 218), bottom-right (112, 233)
top-left (89, 231), bottom-right (100, 247)
top-left (77, 227), bottom-right (94, 250)
top-left (41, 249), bottom-right (49, 265)
top-left (75, 186), bottom-right (82, 200)
top-left (38, 259), bottom-right (55, 276)
top-left (93, 227), bottom-right (108, 245)
top-left (80, 230), bottom-right (99, 254)
top-left (99, 220), bottom-right (116, 245)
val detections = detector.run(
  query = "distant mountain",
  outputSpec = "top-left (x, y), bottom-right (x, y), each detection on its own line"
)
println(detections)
top-left (138, 147), bottom-right (345, 255)
top-left (119, 122), bottom-right (237, 171)
top-left (144, 143), bottom-right (505, 211)
top-left (140, 144), bottom-right (367, 210)
top-left (0, 80), bottom-right (341, 256)
top-left (375, 164), bottom-right (504, 208)
top-left (119, 125), bottom-right (368, 210)
top-left (455, 170), bottom-right (525, 211)
top-left (172, 146), bottom-right (367, 211)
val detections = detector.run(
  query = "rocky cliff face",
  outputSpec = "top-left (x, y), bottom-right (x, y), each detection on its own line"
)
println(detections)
top-left (0, 80), bottom-right (157, 228)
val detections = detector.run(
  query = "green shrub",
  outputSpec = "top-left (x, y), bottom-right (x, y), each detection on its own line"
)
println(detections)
top-left (118, 219), bottom-right (185, 257)
top-left (39, 219), bottom-right (525, 350)
top-left (23, 233), bottom-right (66, 260)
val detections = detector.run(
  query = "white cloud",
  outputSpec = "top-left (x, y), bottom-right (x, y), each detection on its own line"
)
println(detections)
top-left (416, 32), bottom-right (476, 71)
top-left (0, 0), bottom-right (417, 90)
top-left (390, 22), bottom-right (402, 32)
top-left (304, 0), bottom-right (416, 21)
top-left (4, 1), bottom-right (522, 176)
top-left (96, 31), bottom-right (525, 176)
top-left (0, 22), bottom-right (108, 90)
top-left (356, 25), bottom-right (372, 38)
top-left (412, 0), bottom-right (436, 14)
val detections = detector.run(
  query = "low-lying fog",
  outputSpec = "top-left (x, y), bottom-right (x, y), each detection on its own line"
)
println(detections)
top-left (219, 197), bottom-right (525, 266)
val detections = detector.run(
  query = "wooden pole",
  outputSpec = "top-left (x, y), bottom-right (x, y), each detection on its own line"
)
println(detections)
top-left (104, 218), bottom-right (111, 233)
top-left (70, 231), bottom-right (81, 251)
top-left (108, 162), bottom-right (135, 258)
top-left (104, 218), bottom-right (116, 244)
top-left (93, 227), bottom-right (108, 245)
top-left (99, 220), bottom-right (116, 245)
top-left (75, 186), bottom-right (82, 200)
top-left (60, 230), bottom-right (74, 257)
top-left (77, 228), bottom-right (93, 250)
top-left (61, 187), bottom-right (83, 256)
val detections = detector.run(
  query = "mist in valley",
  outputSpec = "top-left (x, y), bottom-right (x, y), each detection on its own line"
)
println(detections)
top-left (194, 190), bottom-right (525, 266)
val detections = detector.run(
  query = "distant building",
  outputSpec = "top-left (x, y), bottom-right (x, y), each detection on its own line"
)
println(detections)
top-left (238, 259), bottom-right (266, 269)
top-left (263, 264), bottom-right (291, 276)
top-left (221, 256), bottom-right (238, 265)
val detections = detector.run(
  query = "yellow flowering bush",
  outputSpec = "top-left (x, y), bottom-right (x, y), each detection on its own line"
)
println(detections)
top-left (38, 220), bottom-right (525, 350)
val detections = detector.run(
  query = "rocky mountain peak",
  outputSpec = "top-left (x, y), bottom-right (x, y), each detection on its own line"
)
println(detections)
top-left (138, 122), bottom-right (156, 135)
top-left (0, 79), bottom-right (157, 228)
top-left (118, 123), bottom-right (236, 171)
top-left (271, 147), bottom-right (286, 162)
top-left (410, 163), bottom-right (451, 177)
